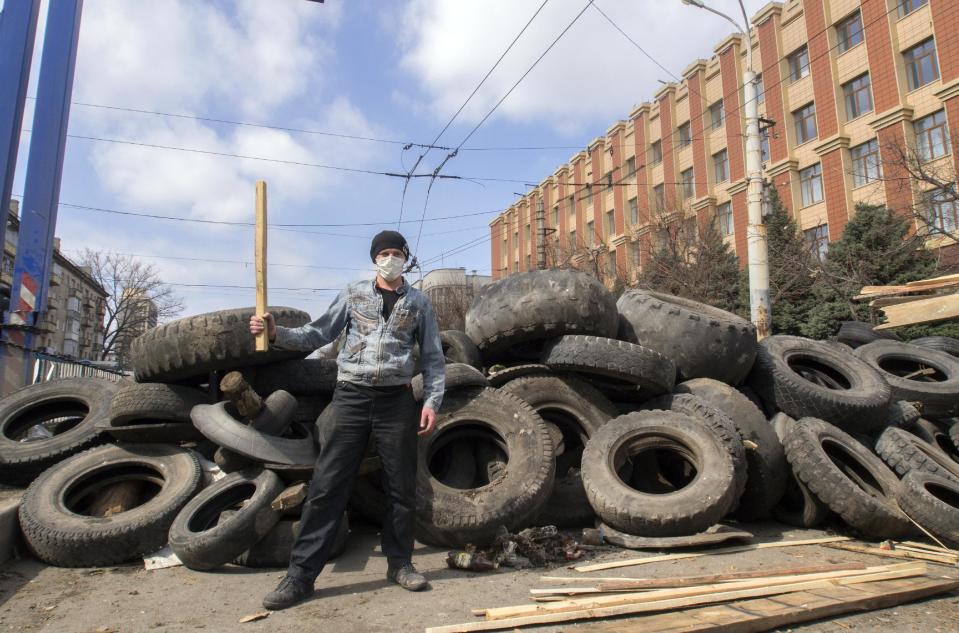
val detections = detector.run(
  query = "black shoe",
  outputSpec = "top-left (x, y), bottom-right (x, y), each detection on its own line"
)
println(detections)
top-left (262, 576), bottom-right (314, 610)
top-left (387, 562), bottom-right (429, 591)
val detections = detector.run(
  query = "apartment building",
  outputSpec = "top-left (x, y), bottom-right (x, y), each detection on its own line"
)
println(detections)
top-left (111, 288), bottom-right (159, 367)
top-left (3, 200), bottom-right (108, 359)
top-left (490, 0), bottom-right (959, 281)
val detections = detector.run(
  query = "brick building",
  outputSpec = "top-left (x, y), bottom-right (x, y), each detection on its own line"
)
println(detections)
top-left (490, 0), bottom-right (959, 282)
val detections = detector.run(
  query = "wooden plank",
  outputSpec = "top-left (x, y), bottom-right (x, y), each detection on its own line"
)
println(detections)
top-left (423, 565), bottom-right (928, 633)
top-left (900, 541), bottom-right (959, 555)
top-left (875, 294), bottom-right (959, 330)
top-left (824, 542), bottom-right (958, 565)
top-left (906, 273), bottom-right (959, 287)
top-left (568, 576), bottom-right (959, 633)
top-left (271, 483), bottom-right (307, 512)
top-left (574, 536), bottom-right (851, 573)
top-left (254, 180), bottom-right (268, 352)
top-left (485, 564), bottom-right (919, 621)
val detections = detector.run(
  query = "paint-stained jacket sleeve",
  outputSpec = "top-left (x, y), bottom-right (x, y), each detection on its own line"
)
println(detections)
top-left (416, 298), bottom-right (446, 411)
top-left (271, 288), bottom-right (349, 352)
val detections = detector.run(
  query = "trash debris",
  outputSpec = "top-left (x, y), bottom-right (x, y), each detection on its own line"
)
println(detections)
top-left (446, 526), bottom-right (583, 572)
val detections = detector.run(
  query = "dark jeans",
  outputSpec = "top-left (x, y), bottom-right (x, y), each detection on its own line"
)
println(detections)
top-left (287, 380), bottom-right (419, 584)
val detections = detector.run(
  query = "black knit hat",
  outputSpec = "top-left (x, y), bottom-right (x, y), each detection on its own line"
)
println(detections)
top-left (370, 230), bottom-right (410, 261)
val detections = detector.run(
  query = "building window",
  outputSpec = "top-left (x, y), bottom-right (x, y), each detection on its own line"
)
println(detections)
top-left (606, 171), bottom-right (614, 190)
top-left (716, 202), bottom-right (733, 236)
top-left (851, 139), bottom-right (882, 187)
top-left (629, 240), bottom-right (641, 269)
top-left (569, 229), bottom-right (577, 249)
top-left (678, 122), bottom-right (692, 147)
top-left (584, 184), bottom-right (592, 206)
top-left (651, 140), bottom-right (663, 165)
top-left (904, 38), bottom-right (940, 91)
top-left (843, 73), bottom-right (873, 120)
top-left (713, 149), bottom-right (729, 182)
top-left (898, 0), bottom-right (928, 18)
top-left (787, 45), bottom-right (809, 82)
top-left (836, 11), bottom-right (864, 54)
top-left (760, 130), bottom-right (770, 162)
top-left (607, 250), bottom-right (617, 276)
top-left (605, 209), bottom-right (615, 236)
top-left (794, 102), bottom-right (817, 144)
top-left (586, 220), bottom-right (595, 245)
top-left (927, 189), bottom-right (959, 234)
top-left (567, 195), bottom-right (575, 219)
top-left (524, 224), bottom-right (531, 242)
top-left (680, 168), bottom-right (694, 201)
top-left (755, 74), bottom-right (765, 105)
top-left (804, 224), bottom-right (829, 258)
top-left (914, 110), bottom-right (951, 161)
top-left (626, 156), bottom-right (636, 177)
top-left (800, 163), bottom-right (824, 207)
top-left (628, 197), bottom-right (638, 225)
top-left (551, 205), bottom-right (559, 227)
top-left (709, 100), bottom-right (725, 130)
top-left (653, 184), bottom-right (666, 212)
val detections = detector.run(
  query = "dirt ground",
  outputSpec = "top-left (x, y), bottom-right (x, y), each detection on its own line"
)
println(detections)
top-left (1, 521), bottom-right (958, 633)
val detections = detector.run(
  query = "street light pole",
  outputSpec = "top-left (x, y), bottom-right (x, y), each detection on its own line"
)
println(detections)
top-left (681, 0), bottom-right (771, 339)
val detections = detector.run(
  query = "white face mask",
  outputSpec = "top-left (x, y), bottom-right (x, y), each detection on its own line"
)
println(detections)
top-left (375, 254), bottom-right (405, 281)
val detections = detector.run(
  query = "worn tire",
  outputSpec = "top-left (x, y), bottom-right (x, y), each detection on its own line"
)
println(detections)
top-left (168, 467), bottom-right (284, 570)
top-left (748, 335), bottom-right (891, 434)
top-left (416, 388), bottom-right (555, 546)
top-left (109, 383), bottom-right (207, 425)
top-left (191, 402), bottom-right (317, 466)
top-left (837, 321), bottom-right (899, 348)
top-left (411, 363), bottom-right (488, 402)
top-left (770, 413), bottom-right (831, 528)
top-left (909, 336), bottom-right (959, 358)
top-left (541, 335), bottom-right (675, 395)
top-left (616, 290), bottom-right (757, 385)
top-left (903, 418), bottom-right (959, 462)
top-left (131, 307), bottom-right (310, 382)
top-left (673, 378), bottom-right (787, 520)
top-left (875, 426), bottom-right (959, 483)
top-left (251, 358), bottom-right (338, 396)
top-left (582, 410), bottom-right (738, 536)
top-left (896, 471), bottom-right (959, 547)
top-left (487, 364), bottom-right (551, 387)
top-left (440, 330), bottom-right (483, 369)
top-left (501, 373), bottom-right (618, 527)
top-left (888, 400), bottom-right (921, 429)
top-left (465, 269), bottom-right (618, 362)
top-left (234, 512), bottom-right (349, 567)
top-left (854, 340), bottom-right (959, 417)
top-left (19, 444), bottom-right (202, 567)
top-left (0, 378), bottom-right (119, 486)
top-left (783, 417), bottom-right (912, 539)
top-left (953, 421), bottom-right (959, 452)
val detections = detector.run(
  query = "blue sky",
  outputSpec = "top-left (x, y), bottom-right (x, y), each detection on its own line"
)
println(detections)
top-left (10, 0), bottom-right (766, 319)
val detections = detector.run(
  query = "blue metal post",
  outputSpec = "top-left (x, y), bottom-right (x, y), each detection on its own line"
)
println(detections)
top-left (5, 0), bottom-right (83, 387)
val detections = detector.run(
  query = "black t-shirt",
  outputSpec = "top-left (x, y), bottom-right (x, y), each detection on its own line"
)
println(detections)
top-left (376, 286), bottom-right (401, 320)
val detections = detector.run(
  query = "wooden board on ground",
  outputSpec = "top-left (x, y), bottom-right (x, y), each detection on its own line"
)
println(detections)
top-left (598, 523), bottom-right (753, 551)
top-left (569, 575), bottom-right (959, 633)
top-left (824, 541), bottom-right (958, 565)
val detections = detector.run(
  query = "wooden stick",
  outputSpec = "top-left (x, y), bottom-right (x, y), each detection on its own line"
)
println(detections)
top-left (486, 563), bottom-right (916, 621)
top-left (898, 507), bottom-right (954, 551)
top-left (900, 541), bottom-right (959, 555)
top-left (219, 371), bottom-right (263, 419)
top-left (255, 180), bottom-right (268, 352)
top-left (423, 565), bottom-right (927, 633)
top-left (824, 542), bottom-right (957, 565)
top-left (574, 536), bottom-right (851, 573)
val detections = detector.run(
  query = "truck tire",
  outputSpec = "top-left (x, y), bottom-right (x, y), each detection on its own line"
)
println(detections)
top-left (131, 307), bottom-right (310, 382)
top-left (440, 330), bottom-right (483, 369)
top-left (875, 427), bottom-right (959, 483)
top-left (109, 383), bottom-right (207, 425)
top-left (908, 336), bottom-right (959, 358)
top-left (501, 373), bottom-right (618, 527)
top-left (541, 335), bottom-right (675, 395)
top-left (582, 410), bottom-right (738, 537)
top-left (888, 401), bottom-right (921, 429)
top-left (836, 321), bottom-right (899, 349)
top-left (234, 512), bottom-right (349, 567)
top-left (896, 471), bottom-right (959, 547)
top-left (748, 335), bottom-right (891, 434)
top-left (19, 444), bottom-right (202, 566)
top-left (168, 467), bottom-right (284, 570)
top-left (673, 378), bottom-right (787, 520)
top-left (465, 269), bottom-right (618, 362)
top-left (411, 363), bottom-right (488, 402)
top-left (487, 364), bottom-right (551, 387)
top-left (770, 413), bottom-right (831, 528)
top-left (903, 418), bottom-right (959, 462)
top-left (783, 417), bottom-right (912, 539)
top-left (0, 378), bottom-right (118, 485)
top-left (251, 358), bottom-right (338, 396)
top-left (854, 340), bottom-right (959, 417)
top-left (616, 290), bottom-right (757, 385)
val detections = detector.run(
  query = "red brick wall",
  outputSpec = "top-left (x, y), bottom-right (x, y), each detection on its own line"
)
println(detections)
top-left (946, 98), bottom-right (959, 183)
top-left (719, 45), bottom-right (746, 182)
top-left (631, 111), bottom-right (651, 226)
top-left (573, 159), bottom-right (586, 247)
top-left (590, 144), bottom-right (604, 244)
top-left (930, 0), bottom-right (959, 84)
top-left (757, 14), bottom-right (788, 163)
top-left (557, 174), bottom-right (568, 237)
top-left (877, 122), bottom-right (915, 218)
top-left (862, 0), bottom-right (901, 113)
top-left (732, 190), bottom-right (748, 260)
top-left (821, 150), bottom-right (850, 239)
top-left (687, 71), bottom-right (710, 199)
top-left (490, 220), bottom-right (502, 279)
top-left (527, 195), bottom-right (537, 270)
top-left (612, 128), bottom-right (626, 234)
top-left (659, 91), bottom-right (677, 208)
top-left (804, 0), bottom-right (838, 139)
top-left (517, 201), bottom-right (527, 271)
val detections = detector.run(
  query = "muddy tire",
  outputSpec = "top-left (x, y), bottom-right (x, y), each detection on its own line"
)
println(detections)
top-left (748, 335), bottom-right (891, 434)
top-left (770, 413), bottom-right (831, 528)
top-left (582, 410), bottom-right (738, 536)
top-left (416, 388), bottom-right (555, 546)
top-left (465, 269), bottom-right (618, 362)
top-left (909, 336), bottom-right (959, 358)
top-left (501, 373), bottom-right (617, 527)
top-left (411, 363), bottom-right (488, 402)
top-left (673, 378), bottom-right (787, 520)
top-left (541, 335), bottom-right (675, 395)
top-left (440, 330), bottom-right (483, 369)
top-left (251, 358), bottom-right (338, 396)
top-left (896, 471), bottom-right (959, 547)
top-left (616, 290), bottom-right (757, 385)
top-left (875, 427), bottom-right (959, 483)
top-left (783, 417), bottom-right (912, 539)
top-left (0, 378), bottom-right (119, 486)
top-left (19, 444), bottom-right (202, 567)
top-left (131, 307), bottom-right (310, 382)
top-left (854, 340), bottom-right (959, 417)
top-left (168, 467), bottom-right (284, 570)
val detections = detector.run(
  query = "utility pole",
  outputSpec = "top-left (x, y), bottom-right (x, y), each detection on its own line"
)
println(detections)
top-left (682, 0), bottom-right (771, 339)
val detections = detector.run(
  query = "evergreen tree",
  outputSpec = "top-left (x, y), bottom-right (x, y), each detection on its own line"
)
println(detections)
top-left (801, 203), bottom-right (936, 339)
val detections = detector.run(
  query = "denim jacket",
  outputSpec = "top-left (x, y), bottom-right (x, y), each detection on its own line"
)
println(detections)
top-left (272, 278), bottom-right (446, 411)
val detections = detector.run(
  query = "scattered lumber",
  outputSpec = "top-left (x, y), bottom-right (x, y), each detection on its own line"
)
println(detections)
top-left (854, 273), bottom-right (959, 329)
top-left (874, 294), bottom-right (959, 330)
top-left (824, 541), bottom-right (958, 566)
top-left (574, 536), bottom-right (850, 573)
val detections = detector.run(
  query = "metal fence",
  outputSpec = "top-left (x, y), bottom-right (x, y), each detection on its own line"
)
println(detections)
top-left (0, 340), bottom-right (126, 397)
